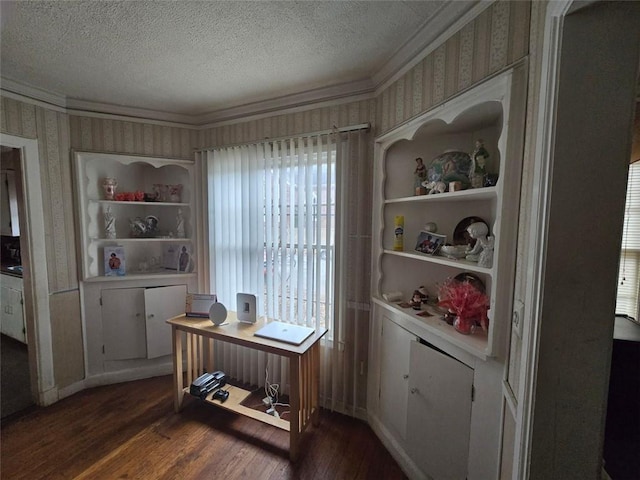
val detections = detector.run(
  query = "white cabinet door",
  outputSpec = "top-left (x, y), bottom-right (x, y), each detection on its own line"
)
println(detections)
top-left (144, 285), bottom-right (186, 359)
top-left (102, 288), bottom-right (147, 360)
top-left (1, 284), bottom-right (25, 343)
top-left (378, 315), bottom-right (416, 440)
top-left (407, 340), bottom-right (474, 480)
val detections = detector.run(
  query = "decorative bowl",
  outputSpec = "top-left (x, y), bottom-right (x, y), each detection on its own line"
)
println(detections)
top-left (440, 245), bottom-right (467, 259)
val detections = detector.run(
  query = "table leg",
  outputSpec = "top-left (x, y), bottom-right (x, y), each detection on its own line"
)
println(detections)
top-left (207, 338), bottom-right (214, 372)
top-left (312, 342), bottom-right (321, 426)
top-left (289, 355), bottom-right (300, 462)
top-left (172, 326), bottom-right (184, 412)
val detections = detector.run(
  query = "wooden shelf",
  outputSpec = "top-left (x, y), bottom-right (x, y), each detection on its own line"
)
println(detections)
top-left (89, 237), bottom-right (194, 243)
top-left (382, 249), bottom-right (492, 275)
top-left (91, 200), bottom-right (190, 207)
top-left (83, 271), bottom-right (196, 283)
top-left (385, 187), bottom-right (497, 204)
top-left (185, 386), bottom-right (290, 431)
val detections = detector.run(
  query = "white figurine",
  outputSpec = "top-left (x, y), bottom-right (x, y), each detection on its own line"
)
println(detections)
top-left (471, 139), bottom-right (489, 188)
top-left (176, 208), bottom-right (185, 238)
top-left (104, 206), bottom-right (116, 239)
top-left (465, 222), bottom-right (490, 263)
top-left (422, 180), bottom-right (447, 194)
top-left (477, 235), bottom-right (495, 268)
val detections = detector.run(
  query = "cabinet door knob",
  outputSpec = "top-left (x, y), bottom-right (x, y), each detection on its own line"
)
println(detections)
top-left (410, 387), bottom-right (419, 395)
top-left (149, 314), bottom-right (155, 318)
top-left (135, 313), bottom-right (141, 317)
top-left (403, 374), bottom-right (409, 379)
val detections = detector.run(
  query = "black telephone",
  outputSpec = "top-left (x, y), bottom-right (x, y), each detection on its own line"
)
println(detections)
top-left (189, 371), bottom-right (227, 399)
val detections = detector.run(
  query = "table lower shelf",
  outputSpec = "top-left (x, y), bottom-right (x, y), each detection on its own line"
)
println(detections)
top-left (184, 385), bottom-right (290, 431)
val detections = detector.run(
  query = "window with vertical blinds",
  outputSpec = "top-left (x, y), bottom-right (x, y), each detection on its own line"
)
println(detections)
top-left (207, 135), bottom-right (336, 332)
top-left (203, 128), bottom-right (371, 415)
top-left (616, 161), bottom-right (640, 321)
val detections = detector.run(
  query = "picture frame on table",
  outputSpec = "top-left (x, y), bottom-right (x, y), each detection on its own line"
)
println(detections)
top-left (415, 231), bottom-right (446, 255)
top-left (185, 293), bottom-right (218, 318)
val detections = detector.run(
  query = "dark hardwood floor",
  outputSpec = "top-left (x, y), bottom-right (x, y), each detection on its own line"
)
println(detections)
top-left (0, 375), bottom-right (407, 480)
top-left (1, 334), bottom-right (33, 418)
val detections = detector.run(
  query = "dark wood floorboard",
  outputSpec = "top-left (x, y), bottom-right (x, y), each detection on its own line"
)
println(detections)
top-left (0, 375), bottom-right (407, 480)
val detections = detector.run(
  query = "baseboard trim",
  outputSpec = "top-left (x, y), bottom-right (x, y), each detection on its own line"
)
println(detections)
top-left (84, 362), bottom-right (173, 388)
top-left (367, 413), bottom-right (428, 480)
top-left (37, 386), bottom-right (59, 406)
top-left (56, 380), bottom-right (86, 401)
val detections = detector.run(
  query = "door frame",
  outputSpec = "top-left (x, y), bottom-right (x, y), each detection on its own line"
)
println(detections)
top-left (0, 133), bottom-right (56, 405)
top-left (515, 1), bottom-right (640, 478)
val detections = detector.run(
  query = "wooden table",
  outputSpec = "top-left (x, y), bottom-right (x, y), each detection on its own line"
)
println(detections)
top-left (167, 312), bottom-right (327, 461)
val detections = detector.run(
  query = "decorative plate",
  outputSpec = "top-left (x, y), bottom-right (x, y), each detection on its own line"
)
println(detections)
top-left (454, 272), bottom-right (486, 294)
top-left (453, 216), bottom-right (488, 246)
top-left (427, 150), bottom-right (472, 187)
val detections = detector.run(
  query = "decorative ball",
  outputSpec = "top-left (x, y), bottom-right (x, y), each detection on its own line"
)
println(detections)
top-left (423, 222), bottom-right (438, 233)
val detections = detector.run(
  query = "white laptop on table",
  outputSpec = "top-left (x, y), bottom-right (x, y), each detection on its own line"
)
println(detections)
top-left (254, 321), bottom-right (315, 345)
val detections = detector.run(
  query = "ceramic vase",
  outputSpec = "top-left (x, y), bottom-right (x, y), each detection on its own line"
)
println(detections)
top-left (168, 184), bottom-right (183, 203)
top-left (102, 178), bottom-right (117, 200)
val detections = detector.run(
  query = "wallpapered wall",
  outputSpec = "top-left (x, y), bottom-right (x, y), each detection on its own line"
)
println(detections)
top-left (1, 98), bottom-right (76, 292)
top-left (378, 0), bottom-right (530, 135)
top-left (1, 97), bottom-right (84, 387)
top-left (0, 0), bottom-right (532, 400)
top-left (68, 116), bottom-right (197, 160)
top-left (199, 98), bottom-right (377, 148)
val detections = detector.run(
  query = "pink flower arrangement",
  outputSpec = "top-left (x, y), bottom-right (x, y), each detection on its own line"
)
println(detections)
top-left (437, 277), bottom-right (489, 334)
top-left (114, 191), bottom-right (145, 202)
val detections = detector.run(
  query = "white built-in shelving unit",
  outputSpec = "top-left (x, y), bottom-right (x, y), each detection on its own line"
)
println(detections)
top-left (371, 67), bottom-right (525, 360)
top-left (74, 152), bottom-right (196, 281)
top-left (367, 65), bottom-right (527, 480)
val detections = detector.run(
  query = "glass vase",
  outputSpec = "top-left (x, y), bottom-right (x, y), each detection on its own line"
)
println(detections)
top-left (454, 316), bottom-right (473, 335)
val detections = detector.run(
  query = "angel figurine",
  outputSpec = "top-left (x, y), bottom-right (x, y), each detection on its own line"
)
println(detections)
top-left (465, 222), bottom-right (491, 263)
top-left (477, 235), bottom-right (495, 268)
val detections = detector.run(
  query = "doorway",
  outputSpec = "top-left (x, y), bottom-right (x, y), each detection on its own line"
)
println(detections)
top-left (0, 133), bottom-right (56, 409)
top-left (1, 145), bottom-right (32, 417)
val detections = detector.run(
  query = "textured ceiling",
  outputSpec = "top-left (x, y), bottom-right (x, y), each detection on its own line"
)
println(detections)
top-left (0, 0), bottom-right (475, 120)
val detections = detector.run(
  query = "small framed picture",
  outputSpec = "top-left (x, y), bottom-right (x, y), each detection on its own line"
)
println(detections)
top-left (177, 244), bottom-right (194, 273)
top-left (415, 231), bottom-right (446, 255)
top-left (104, 246), bottom-right (126, 276)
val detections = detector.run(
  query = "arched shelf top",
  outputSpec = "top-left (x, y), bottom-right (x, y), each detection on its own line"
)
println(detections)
top-left (74, 151), bottom-right (194, 169)
top-left (376, 68), bottom-right (514, 150)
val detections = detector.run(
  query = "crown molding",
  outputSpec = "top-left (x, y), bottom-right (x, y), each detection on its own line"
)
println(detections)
top-left (198, 91), bottom-right (375, 130)
top-left (1, 78), bottom-right (67, 112)
top-left (1, 1), bottom-right (488, 128)
top-left (194, 77), bottom-right (375, 127)
top-left (65, 98), bottom-right (196, 125)
top-left (373, 0), bottom-right (492, 94)
top-left (2, 75), bottom-right (375, 128)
